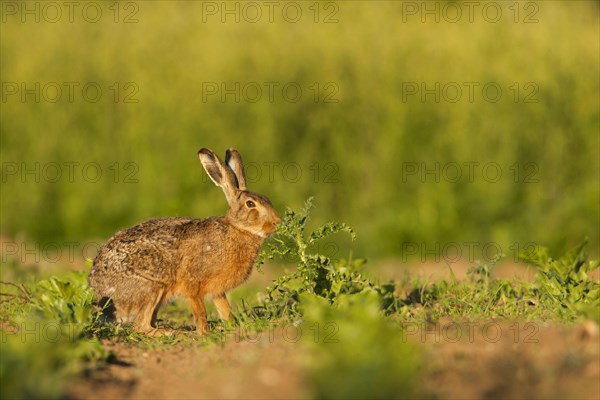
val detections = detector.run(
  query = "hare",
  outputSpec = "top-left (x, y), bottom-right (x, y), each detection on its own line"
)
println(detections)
top-left (88, 148), bottom-right (281, 335)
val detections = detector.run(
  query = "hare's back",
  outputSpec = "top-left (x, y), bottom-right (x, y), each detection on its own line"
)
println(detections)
top-left (91, 217), bottom-right (196, 284)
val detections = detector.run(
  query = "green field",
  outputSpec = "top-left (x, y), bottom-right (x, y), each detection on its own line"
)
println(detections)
top-left (1, 1), bottom-right (599, 399)
top-left (2, 1), bottom-right (598, 257)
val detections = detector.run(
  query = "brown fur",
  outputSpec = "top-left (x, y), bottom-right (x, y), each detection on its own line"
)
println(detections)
top-left (88, 149), bottom-right (281, 334)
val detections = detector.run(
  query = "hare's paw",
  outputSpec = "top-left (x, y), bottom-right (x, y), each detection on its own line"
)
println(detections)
top-left (195, 327), bottom-right (207, 336)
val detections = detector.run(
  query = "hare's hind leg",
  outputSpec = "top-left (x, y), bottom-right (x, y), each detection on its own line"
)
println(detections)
top-left (213, 293), bottom-right (231, 321)
top-left (133, 286), bottom-right (167, 334)
top-left (107, 275), bottom-right (166, 334)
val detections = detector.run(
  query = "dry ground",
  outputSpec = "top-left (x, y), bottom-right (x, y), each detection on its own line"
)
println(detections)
top-left (68, 320), bottom-right (600, 400)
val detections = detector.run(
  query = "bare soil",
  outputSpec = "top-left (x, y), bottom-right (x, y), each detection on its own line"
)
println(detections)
top-left (420, 320), bottom-right (600, 399)
top-left (69, 338), bottom-right (310, 400)
top-left (69, 320), bottom-right (599, 400)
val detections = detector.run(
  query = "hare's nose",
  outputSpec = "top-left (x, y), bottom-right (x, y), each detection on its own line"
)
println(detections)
top-left (274, 215), bottom-right (282, 225)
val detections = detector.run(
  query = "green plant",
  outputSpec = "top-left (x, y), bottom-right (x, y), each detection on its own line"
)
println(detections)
top-left (520, 240), bottom-right (600, 322)
top-left (301, 291), bottom-right (421, 399)
top-left (395, 256), bottom-right (552, 323)
top-left (0, 322), bottom-right (105, 399)
top-left (466, 254), bottom-right (502, 288)
top-left (0, 272), bottom-right (107, 399)
top-left (27, 272), bottom-right (96, 326)
top-left (254, 198), bottom-right (396, 319)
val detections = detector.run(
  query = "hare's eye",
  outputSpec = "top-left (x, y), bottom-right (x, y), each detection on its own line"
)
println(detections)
top-left (246, 200), bottom-right (256, 208)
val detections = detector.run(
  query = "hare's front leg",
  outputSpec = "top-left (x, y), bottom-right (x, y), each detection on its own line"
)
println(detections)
top-left (189, 297), bottom-right (208, 334)
top-left (213, 293), bottom-right (231, 320)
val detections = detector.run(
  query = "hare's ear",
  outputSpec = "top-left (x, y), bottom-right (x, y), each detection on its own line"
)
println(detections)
top-left (225, 148), bottom-right (247, 191)
top-left (198, 148), bottom-right (239, 204)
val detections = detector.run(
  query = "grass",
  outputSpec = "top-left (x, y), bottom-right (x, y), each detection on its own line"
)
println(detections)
top-left (1, 200), bottom-right (598, 398)
top-left (0, 271), bottom-right (107, 399)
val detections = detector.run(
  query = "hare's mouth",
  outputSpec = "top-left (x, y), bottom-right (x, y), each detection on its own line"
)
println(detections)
top-left (261, 222), bottom-right (279, 236)
top-left (236, 223), bottom-right (274, 239)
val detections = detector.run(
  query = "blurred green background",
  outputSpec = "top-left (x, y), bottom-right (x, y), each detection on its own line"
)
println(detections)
top-left (1, 1), bottom-right (598, 259)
